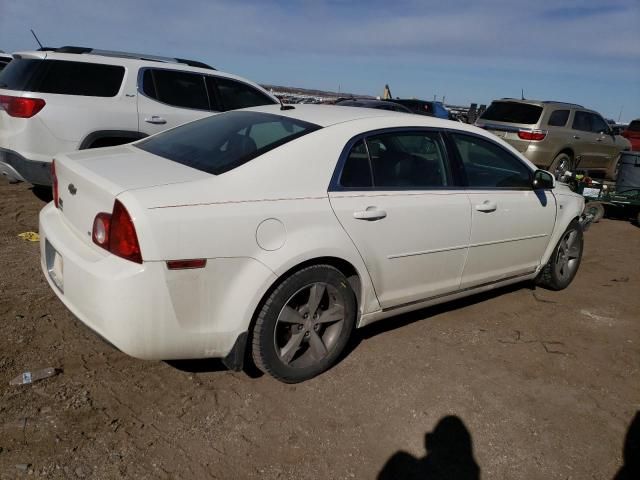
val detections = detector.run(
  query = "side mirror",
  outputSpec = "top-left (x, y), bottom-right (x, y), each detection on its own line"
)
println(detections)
top-left (533, 169), bottom-right (555, 189)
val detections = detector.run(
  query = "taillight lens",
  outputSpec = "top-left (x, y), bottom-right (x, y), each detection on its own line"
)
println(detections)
top-left (0, 95), bottom-right (46, 118)
top-left (518, 129), bottom-right (547, 141)
top-left (51, 160), bottom-right (59, 208)
top-left (92, 200), bottom-right (142, 264)
top-left (92, 213), bottom-right (111, 247)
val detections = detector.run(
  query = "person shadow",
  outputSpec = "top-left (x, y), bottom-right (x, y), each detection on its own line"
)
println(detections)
top-left (613, 411), bottom-right (640, 480)
top-left (378, 415), bottom-right (480, 480)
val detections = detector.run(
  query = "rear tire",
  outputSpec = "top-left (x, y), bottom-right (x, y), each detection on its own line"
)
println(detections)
top-left (536, 219), bottom-right (583, 291)
top-left (251, 265), bottom-right (357, 383)
top-left (584, 202), bottom-right (605, 223)
top-left (550, 153), bottom-right (573, 180)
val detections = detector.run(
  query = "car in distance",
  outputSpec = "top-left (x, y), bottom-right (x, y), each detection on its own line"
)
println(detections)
top-left (0, 46), bottom-right (278, 186)
top-left (40, 104), bottom-right (587, 383)
top-left (384, 98), bottom-right (450, 119)
top-left (622, 119), bottom-right (640, 151)
top-left (0, 51), bottom-right (12, 72)
top-left (476, 99), bottom-right (631, 179)
top-left (335, 98), bottom-right (412, 113)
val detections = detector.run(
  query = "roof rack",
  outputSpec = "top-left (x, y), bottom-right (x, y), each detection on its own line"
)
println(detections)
top-left (38, 46), bottom-right (215, 70)
top-left (541, 100), bottom-right (584, 108)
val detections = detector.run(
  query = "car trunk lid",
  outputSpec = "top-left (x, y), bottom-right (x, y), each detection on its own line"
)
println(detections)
top-left (54, 144), bottom-right (210, 244)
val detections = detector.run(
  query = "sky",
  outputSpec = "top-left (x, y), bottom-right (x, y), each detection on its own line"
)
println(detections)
top-left (1, 0), bottom-right (639, 122)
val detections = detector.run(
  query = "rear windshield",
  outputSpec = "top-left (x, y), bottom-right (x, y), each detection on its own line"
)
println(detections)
top-left (136, 111), bottom-right (321, 175)
top-left (0, 59), bottom-right (124, 97)
top-left (480, 101), bottom-right (543, 125)
top-left (629, 121), bottom-right (640, 132)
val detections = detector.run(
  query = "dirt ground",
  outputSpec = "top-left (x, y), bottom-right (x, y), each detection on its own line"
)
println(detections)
top-left (0, 176), bottom-right (638, 479)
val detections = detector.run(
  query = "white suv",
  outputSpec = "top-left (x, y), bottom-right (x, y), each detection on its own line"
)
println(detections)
top-left (0, 46), bottom-right (278, 185)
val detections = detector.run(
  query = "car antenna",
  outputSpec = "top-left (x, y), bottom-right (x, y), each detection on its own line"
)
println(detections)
top-left (521, 88), bottom-right (525, 100)
top-left (30, 29), bottom-right (44, 49)
top-left (278, 96), bottom-right (295, 111)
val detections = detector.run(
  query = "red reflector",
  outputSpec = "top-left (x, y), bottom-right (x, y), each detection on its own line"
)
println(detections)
top-left (167, 259), bottom-right (207, 270)
top-left (0, 95), bottom-right (46, 118)
top-left (51, 160), bottom-right (59, 208)
top-left (518, 130), bottom-right (547, 141)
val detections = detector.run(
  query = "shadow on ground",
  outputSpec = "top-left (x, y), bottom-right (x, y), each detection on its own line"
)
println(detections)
top-left (614, 411), bottom-right (640, 480)
top-left (378, 415), bottom-right (480, 480)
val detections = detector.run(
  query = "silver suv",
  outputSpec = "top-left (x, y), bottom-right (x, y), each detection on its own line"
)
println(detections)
top-left (476, 99), bottom-right (631, 179)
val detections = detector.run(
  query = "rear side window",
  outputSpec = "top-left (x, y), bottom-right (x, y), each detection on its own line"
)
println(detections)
top-left (214, 77), bottom-right (276, 111)
top-left (572, 111), bottom-right (591, 132)
top-left (340, 140), bottom-right (372, 188)
top-left (451, 133), bottom-right (532, 189)
top-left (0, 59), bottom-right (124, 97)
top-left (629, 121), bottom-right (640, 132)
top-left (547, 110), bottom-right (569, 127)
top-left (480, 102), bottom-right (543, 125)
top-left (142, 69), bottom-right (209, 110)
top-left (136, 111), bottom-right (320, 175)
top-left (339, 131), bottom-right (449, 189)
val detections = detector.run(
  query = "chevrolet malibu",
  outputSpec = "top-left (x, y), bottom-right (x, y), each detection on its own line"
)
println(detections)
top-left (40, 105), bottom-right (586, 383)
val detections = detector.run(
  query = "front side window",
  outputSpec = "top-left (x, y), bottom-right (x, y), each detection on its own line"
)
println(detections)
top-left (143, 69), bottom-right (209, 110)
top-left (451, 133), bottom-right (532, 189)
top-left (547, 109), bottom-right (569, 127)
top-left (590, 114), bottom-right (609, 134)
top-left (214, 77), bottom-right (276, 111)
top-left (572, 111), bottom-right (591, 132)
top-left (0, 59), bottom-right (124, 97)
top-left (339, 131), bottom-right (449, 189)
top-left (136, 111), bottom-right (320, 175)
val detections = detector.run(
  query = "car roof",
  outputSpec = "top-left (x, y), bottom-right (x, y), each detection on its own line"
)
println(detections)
top-left (495, 98), bottom-right (584, 109)
top-left (242, 104), bottom-right (469, 129)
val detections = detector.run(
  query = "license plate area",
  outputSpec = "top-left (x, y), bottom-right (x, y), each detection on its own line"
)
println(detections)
top-left (45, 240), bottom-right (64, 292)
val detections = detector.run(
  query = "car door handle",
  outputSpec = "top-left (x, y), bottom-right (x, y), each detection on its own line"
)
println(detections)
top-left (353, 207), bottom-right (387, 221)
top-left (475, 200), bottom-right (497, 212)
top-left (573, 135), bottom-right (580, 139)
top-left (144, 115), bottom-right (167, 125)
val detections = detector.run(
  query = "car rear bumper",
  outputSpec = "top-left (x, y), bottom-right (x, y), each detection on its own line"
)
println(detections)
top-left (39, 202), bottom-right (271, 361)
top-left (0, 148), bottom-right (51, 185)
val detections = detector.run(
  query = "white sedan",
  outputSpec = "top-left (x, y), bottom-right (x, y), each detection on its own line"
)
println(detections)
top-left (40, 104), bottom-right (587, 383)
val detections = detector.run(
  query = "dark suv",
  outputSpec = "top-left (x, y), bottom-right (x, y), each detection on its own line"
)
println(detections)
top-left (383, 99), bottom-right (450, 119)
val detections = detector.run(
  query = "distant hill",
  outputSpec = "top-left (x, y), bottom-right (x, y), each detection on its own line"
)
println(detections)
top-left (260, 84), bottom-right (373, 100)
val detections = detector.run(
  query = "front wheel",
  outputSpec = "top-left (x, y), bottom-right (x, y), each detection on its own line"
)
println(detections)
top-left (536, 220), bottom-right (584, 291)
top-left (251, 265), bottom-right (357, 383)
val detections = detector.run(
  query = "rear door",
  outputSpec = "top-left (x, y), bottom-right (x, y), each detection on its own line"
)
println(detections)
top-left (448, 132), bottom-right (556, 288)
top-left (570, 110), bottom-right (600, 168)
top-left (588, 113), bottom-right (619, 168)
top-left (329, 130), bottom-right (471, 309)
top-left (137, 68), bottom-right (214, 136)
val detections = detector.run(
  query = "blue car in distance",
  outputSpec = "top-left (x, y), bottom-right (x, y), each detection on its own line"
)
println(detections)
top-left (384, 98), bottom-right (450, 119)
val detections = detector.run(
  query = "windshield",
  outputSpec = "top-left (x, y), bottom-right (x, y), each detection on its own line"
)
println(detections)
top-left (480, 101), bottom-right (543, 125)
top-left (136, 111), bottom-right (321, 175)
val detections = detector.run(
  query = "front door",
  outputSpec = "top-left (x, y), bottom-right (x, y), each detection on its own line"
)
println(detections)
top-left (329, 130), bottom-right (471, 309)
top-left (448, 132), bottom-right (557, 288)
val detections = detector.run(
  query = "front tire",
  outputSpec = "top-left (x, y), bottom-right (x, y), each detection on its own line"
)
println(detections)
top-left (251, 265), bottom-right (357, 383)
top-left (536, 219), bottom-right (584, 291)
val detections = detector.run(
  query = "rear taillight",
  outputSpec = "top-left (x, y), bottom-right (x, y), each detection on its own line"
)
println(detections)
top-left (51, 160), bottom-right (59, 208)
top-left (92, 200), bottom-right (142, 264)
top-left (518, 129), bottom-right (547, 141)
top-left (0, 95), bottom-right (45, 118)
